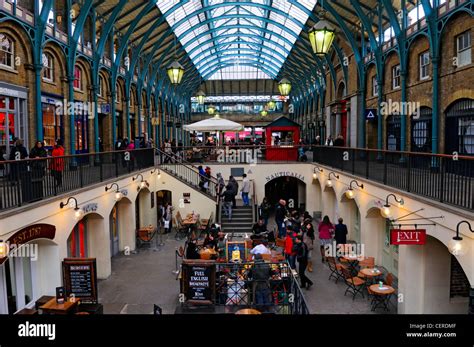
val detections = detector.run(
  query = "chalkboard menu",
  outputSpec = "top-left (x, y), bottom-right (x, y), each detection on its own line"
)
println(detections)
top-left (62, 258), bottom-right (98, 304)
top-left (181, 260), bottom-right (216, 305)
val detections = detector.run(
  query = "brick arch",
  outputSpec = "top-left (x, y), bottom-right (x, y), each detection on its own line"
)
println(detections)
top-left (439, 8), bottom-right (474, 38)
top-left (98, 69), bottom-right (110, 98)
top-left (42, 42), bottom-right (67, 82)
top-left (0, 21), bottom-right (33, 64)
top-left (442, 90), bottom-right (474, 114)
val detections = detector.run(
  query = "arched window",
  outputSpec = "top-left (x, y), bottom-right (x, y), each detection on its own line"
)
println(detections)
top-left (386, 114), bottom-right (401, 151)
top-left (42, 52), bottom-right (54, 82)
top-left (0, 34), bottom-right (14, 69)
top-left (98, 75), bottom-right (104, 97)
top-left (73, 65), bottom-right (82, 90)
top-left (411, 107), bottom-right (432, 153)
top-left (445, 99), bottom-right (474, 155)
top-left (115, 83), bottom-right (120, 103)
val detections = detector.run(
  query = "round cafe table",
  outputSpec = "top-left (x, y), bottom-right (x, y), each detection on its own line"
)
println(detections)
top-left (341, 255), bottom-right (365, 276)
top-left (369, 284), bottom-right (395, 311)
top-left (359, 268), bottom-right (383, 282)
top-left (235, 308), bottom-right (261, 315)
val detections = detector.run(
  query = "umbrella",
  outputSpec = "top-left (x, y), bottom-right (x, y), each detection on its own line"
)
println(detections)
top-left (183, 115), bottom-right (244, 132)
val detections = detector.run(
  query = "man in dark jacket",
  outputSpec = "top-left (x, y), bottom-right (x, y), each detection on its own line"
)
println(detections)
top-left (295, 235), bottom-right (313, 289)
top-left (228, 176), bottom-right (238, 208)
top-left (221, 185), bottom-right (234, 221)
top-left (249, 254), bottom-right (273, 306)
top-left (9, 138), bottom-right (28, 181)
top-left (275, 199), bottom-right (288, 239)
top-left (334, 217), bottom-right (348, 245)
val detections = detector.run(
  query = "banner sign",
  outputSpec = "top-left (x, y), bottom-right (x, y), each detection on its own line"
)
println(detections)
top-left (390, 229), bottom-right (426, 245)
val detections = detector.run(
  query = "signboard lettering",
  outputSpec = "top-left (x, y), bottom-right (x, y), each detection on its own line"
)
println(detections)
top-left (390, 229), bottom-right (426, 245)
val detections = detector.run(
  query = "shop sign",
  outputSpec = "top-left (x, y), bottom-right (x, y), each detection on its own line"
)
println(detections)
top-left (365, 109), bottom-right (377, 121)
top-left (100, 103), bottom-right (110, 114)
top-left (0, 224), bottom-right (56, 264)
top-left (181, 260), bottom-right (216, 305)
top-left (62, 258), bottom-right (98, 304)
top-left (82, 203), bottom-right (98, 214)
top-left (265, 171), bottom-right (305, 182)
top-left (390, 229), bottom-right (426, 245)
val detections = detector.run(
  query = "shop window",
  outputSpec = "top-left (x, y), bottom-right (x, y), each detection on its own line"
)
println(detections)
top-left (0, 34), bottom-right (14, 69)
top-left (42, 103), bottom-right (61, 148)
top-left (67, 220), bottom-right (88, 258)
top-left (456, 31), bottom-right (472, 68)
top-left (42, 53), bottom-right (54, 82)
top-left (392, 64), bottom-right (401, 89)
top-left (445, 99), bottom-right (474, 155)
top-left (386, 114), bottom-right (401, 151)
top-left (419, 51), bottom-right (430, 80)
top-left (411, 107), bottom-right (432, 153)
top-left (372, 76), bottom-right (378, 97)
top-left (73, 65), bottom-right (82, 90)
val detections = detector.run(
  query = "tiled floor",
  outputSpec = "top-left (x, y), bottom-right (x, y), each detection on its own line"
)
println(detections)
top-left (98, 227), bottom-right (394, 314)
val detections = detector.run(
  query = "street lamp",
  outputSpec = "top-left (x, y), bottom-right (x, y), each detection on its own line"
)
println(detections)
top-left (380, 193), bottom-right (404, 218)
top-left (345, 180), bottom-right (364, 199)
top-left (208, 105), bottom-right (216, 115)
top-left (167, 61), bottom-right (185, 85)
top-left (267, 100), bottom-right (276, 110)
top-left (448, 221), bottom-right (474, 256)
top-left (313, 166), bottom-right (323, 179)
top-left (261, 109), bottom-right (268, 117)
top-left (278, 78), bottom-right (292, 97)
top-left (308, 1), bottom-right (336, 57)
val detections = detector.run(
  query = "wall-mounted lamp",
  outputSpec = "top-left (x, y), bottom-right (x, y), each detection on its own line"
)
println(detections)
top-left (105, 183), bottom-right (123, 201)
top-left (380, 193), bottom-right (404, 218)
top-left (313, 166), bottom-right (323, 179)
top-left (448, 221), bottom-right (474, 256)
top-left (60, 197), bottom-right (84, 220)
top-left (326, 172), bottom-right (339, 187)
top-left (151, 168), bottom-right (161, 179)
top-left (133, 173), bottom-right (148, 189)
top-left (345, 180), bottom-right (364, 199)
top-left (0, 239), bottom-right (8, 258)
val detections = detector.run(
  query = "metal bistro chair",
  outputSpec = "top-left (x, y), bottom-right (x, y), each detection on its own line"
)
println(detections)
top-left (174, 217), bottom-right (189, 241)
top-left (341, 268), bottom-right (365, 300)
top-left (327, 256), bottom-right (347, 284)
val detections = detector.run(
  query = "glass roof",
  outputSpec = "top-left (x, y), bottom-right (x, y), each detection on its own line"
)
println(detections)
top-left (157, 0), bottom-right (318, 80)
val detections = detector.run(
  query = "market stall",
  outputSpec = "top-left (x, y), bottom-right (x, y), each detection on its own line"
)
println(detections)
top-left (265, 116), bottom-right (301, 161)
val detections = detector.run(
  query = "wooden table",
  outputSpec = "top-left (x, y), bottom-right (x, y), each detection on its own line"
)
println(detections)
top-left (40, 298), bottom-right (80, 315)
top-left (342, 255), bottom-right (365, 276)
top-left (235, 308), bottom-right (261, 315)
top-left (369, 284), bottom-right (395, 311)
top-left (360, 268), bottom-right (383, 280)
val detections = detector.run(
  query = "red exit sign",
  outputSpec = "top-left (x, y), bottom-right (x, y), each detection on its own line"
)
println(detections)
top-left (390, 229), bottom-right (426, 245)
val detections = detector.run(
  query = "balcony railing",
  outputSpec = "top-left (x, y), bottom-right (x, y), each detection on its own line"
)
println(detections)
top-left (312, 146), bottom-right (474, 212)
top-left (0, 148), bottom-right (155, 212)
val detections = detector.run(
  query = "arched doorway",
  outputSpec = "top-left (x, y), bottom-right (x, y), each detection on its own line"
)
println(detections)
top-left (445, 98), bottom-right (474, 155)
top-left (265, 176), bottom-right (306, 212)
top-left (109, 198), bottom-right (133, 258)
top-left (156, 190), bottom-right (172, 223)
top-left (135, 188), bottom-right (152, 230)
top-left (323, 186), bottom-right (337, 224)
top-left (386, 114), bottom-right (401, 151)
top-left (340, 195), bottom-right (361, 244)
top-left (411, 107), bottom-right (432, 153)
top-left (312, 179), bottom-right (323, 220)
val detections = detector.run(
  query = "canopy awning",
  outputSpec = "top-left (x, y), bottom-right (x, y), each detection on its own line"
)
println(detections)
top-left (183, 115), bottom-right (244, 132)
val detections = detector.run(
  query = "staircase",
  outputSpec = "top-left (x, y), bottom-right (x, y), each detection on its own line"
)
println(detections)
top-left (220, 201), bottom-right (254, 236)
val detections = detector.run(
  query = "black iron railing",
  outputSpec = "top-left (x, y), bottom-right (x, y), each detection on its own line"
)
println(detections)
top-left (0, 148), bottom-right (155, 212)
top-left (213, 261), bottom-right (310, 314)
top-left (312, 146), bottom-right (474, 211)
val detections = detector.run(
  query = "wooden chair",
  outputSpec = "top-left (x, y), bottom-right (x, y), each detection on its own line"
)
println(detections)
top-left (327, 256), bottom-right (346, 283)
top-left (385, 272), bottom-right (394, 287)
top-left (341, 268), bottom-right (365, 300)
top-left (357, 257), bottom-right (375, 279)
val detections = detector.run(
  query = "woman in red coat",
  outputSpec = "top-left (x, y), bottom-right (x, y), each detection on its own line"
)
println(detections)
top-left (284, 226), bottom-right (297, 269)
top-left (51, 139), bottom-right (65, 187)
top-left (318, 215), bottom-right (335, 263)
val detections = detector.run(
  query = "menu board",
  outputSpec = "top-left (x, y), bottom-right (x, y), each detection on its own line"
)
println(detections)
top-left (62, 258), bottom-right (98, 304)
top-left (182, 260), bottom-right (216, 305)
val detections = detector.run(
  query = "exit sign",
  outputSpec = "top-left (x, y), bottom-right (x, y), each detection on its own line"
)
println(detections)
top-left (390, 229), bottom-right (426, 245)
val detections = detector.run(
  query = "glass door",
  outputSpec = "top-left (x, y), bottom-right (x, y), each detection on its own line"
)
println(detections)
top-left (109, 205), bottom-right (119, 257)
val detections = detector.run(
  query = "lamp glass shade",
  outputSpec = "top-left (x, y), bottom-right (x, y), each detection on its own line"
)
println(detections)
top-left (261, 110), bottom-right (268, 117)
top-left (196, 90), bottom-right (206, 105)
top-left (309, 20), bottom-right (336, 56)
top-left (115, 192), bottom-right (123, 201)
top-left (208, 105), bottom-right (216, 115)
top-left (313, 173), bottom-right (317, 179)
top-left (326, 179), bottom-right (332, 187)
top-left (345, 189), bottom-right (355, 199)
top-left (167, 61), bottom-right (185, 85)
top-left (448, 238), bottom-right (467, 256)
top-left (140, 181), bottom-right (147, 189)
top-left (380, 206), bottom-right (391, 218)
top-left (75, 208), bottom-right (84, 220)
top-left (267, 101), bottom-right (276, 110)
top-left (278, 78), bottom-right (292, 96)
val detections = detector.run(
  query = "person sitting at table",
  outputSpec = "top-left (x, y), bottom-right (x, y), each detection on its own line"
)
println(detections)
top-left (209, 223), bottom-right (221, 239)
top-left (216, 232), bottom-right (226, 259)
top-left (251, 219), bottom-right (267, 238)
top-left (203, 233), bottom-right (217, 250)
top-left (186, 240), bottom-right (200, 260)
top-left (250, 240), bottom-right (272, 258)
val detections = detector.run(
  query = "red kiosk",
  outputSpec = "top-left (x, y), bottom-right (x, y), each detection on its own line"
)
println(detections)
top-left (265, 116), bottom-right (301, 161)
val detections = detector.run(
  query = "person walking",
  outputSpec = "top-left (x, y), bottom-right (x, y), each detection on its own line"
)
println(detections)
top-left (161, 201), bottom-right (173, 234)
top-left (228, 176), bottom-right (238, 208)
top-left (259, 197), bottom-right (271, 227)
top-left (275, 199), bottom-right (288, 239)
top-left (295, 235), bottom-right (313, 289)
top-left (334, 217), bottom-right (348, 246)
top-left (216, 173), bottom-right (225, 197)
top-left (318, 215), bottom-right (335, 263)
top-left (163, 139), bottom-right (172, 163)
top-left (29, 141), bottom-right (47, 179)
top-left (240, 173), bottom-right (250, 206)
top-left (51, 139), bottom-right (65, 188)
top-left (221, 184), bottom-right (234, 221)
top-left (303, 222), bottom-right (315, 272)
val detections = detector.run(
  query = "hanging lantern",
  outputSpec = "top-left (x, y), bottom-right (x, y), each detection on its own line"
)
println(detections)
top-left (208, 105), bottom-right (216, 115)
top-left (196, 90), bottom-right (206, 105)
top-left (278, 78), bottom-right (292, 97)
top-left (261, 109), bottom-right (268, 117)
top-left (267, 100), bottom-right (276, 110)
top-left (167, 61), bottom-right (185, 85)
top-left (308, 19), bottom-right (336, 56)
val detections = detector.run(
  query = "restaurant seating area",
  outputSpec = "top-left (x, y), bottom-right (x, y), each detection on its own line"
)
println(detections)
top-left (323, 246), bottom-right (397, 312)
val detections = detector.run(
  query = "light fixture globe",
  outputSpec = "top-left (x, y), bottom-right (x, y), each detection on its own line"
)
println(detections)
top-left (196, 90), bottom-right (206, 105)
top-left (74, 208), bottom-right (85, 220)
top-left (448, 238), bottom-right (466, 256)
top-left (278, 78), bottom-right (292, 97)
top-left (0, 240), bottom-right (9, 258)
top-left (208, 105), bottom-right (216, 115)
top-left (167, 60), bottom-right (185, 85)
top-left (267, 100), bottom-right (276, 110)
top-left (115, 191), bottom-right (124, 201)
top-left (326, 179), bottom-right (333, 188)
top-left (345, 189), bottom-right (355, 199)
top-left (380, 205), bottom-right (391, 219)
top-left (309, 19), bottom-right (336, 56)
top-left (261, 109), bottom-right (268, 117)
top-left (140, 181), bottom-right (147, 189)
